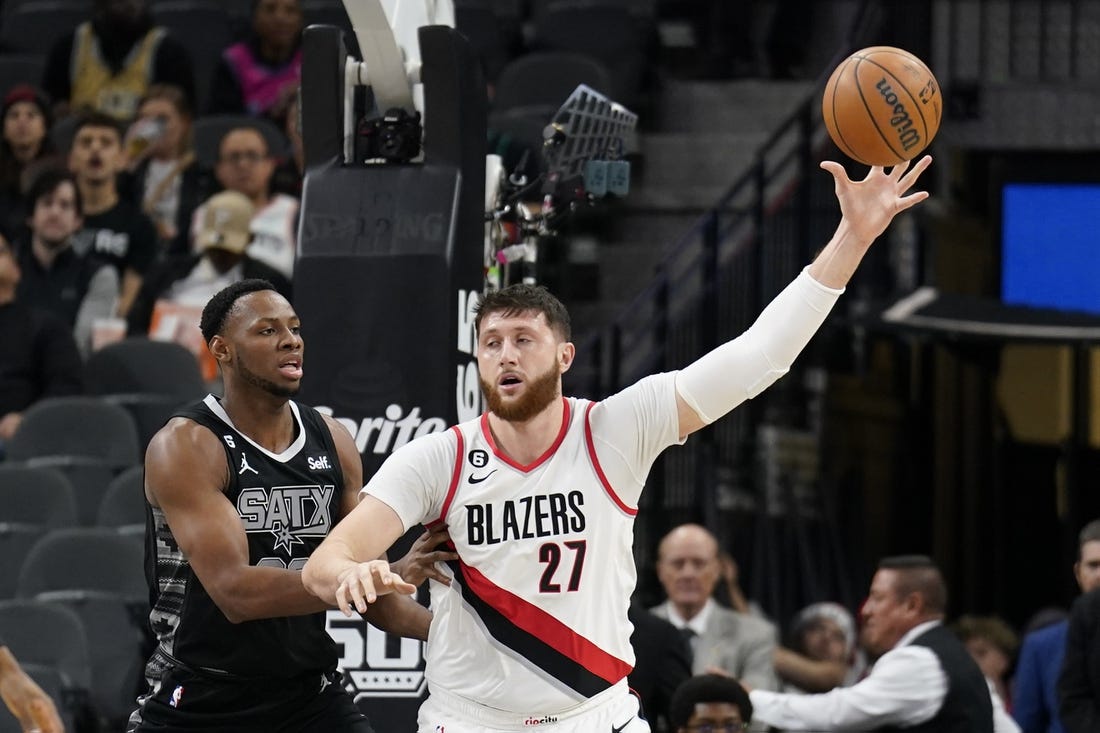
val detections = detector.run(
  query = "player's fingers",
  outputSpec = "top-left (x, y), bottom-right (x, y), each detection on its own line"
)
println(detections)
top-left (350, 571), bottom-right (376, 608)
top-left (426, 567), bottom-right (452, 586)
top-left (335, 583), bottom-right (354, 617)
top-left (897, 190), bottom-right (930, 212)
top-left (897, 155), bottom-right (932, 191)
top-left (818, 160), bottom-right (846, 182)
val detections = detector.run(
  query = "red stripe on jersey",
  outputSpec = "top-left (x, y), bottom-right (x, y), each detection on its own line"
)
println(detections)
top-left (583, 402), bottom-right (637, 516)
top-left (431, 426), bottom-right (464, 526)
top-left (479, 398), bottom-right (571, 472)
top-left (458, 559), bottom-right (632, 684)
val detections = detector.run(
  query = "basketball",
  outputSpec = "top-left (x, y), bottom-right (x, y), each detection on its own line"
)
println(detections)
top-left (822, 46), bottom-right (942, 167)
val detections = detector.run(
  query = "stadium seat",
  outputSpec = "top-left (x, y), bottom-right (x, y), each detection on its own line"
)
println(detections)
top-left (17, 527), bottom-right (147, 600)
top-left (6, 396), bottom-right (140, 467)
top-left (96, 464), bottom-right (146, 532)
top-left (0, 1), bottom-right (88, 56)
top-left (0, 465), bottom-right (79, 529)
top-left (0, 663), bottom-right (78, 733)
top-left (492, 52), bottom-right (615, 116)
top-left (84, 337), bottom-right (207, 398)
top-left (6, 397), bottom-right (141, 524)
top-left (193, 113), bottom-right (290, 168)
top-left (84, 338), bottom-right (208, 451)
top-left (0, 598), bottom-right (92, 708)
top-left (151, 1), bottom-right (234, 113)
top-left (16, 528), bottom-right (150, 726)
top-left (527, 1), bottom-right (654, 107)
top-left (0, 54), bottom-right (46, 99)
top-left (0, 524), bottom-right (42, 599)
top-left (0, 600), bottom-right (91, 681)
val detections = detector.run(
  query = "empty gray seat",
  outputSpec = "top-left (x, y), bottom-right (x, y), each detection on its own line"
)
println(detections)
top-left (96, 465), bottom-right (146, 531)
top-left (0, 465), bottom-right (78, 528)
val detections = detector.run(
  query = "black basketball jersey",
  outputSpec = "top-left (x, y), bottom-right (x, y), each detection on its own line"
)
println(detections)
top-left (143, 395), bottom-right (343, 680)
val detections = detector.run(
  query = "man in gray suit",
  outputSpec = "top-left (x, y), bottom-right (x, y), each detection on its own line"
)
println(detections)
top-left (651, 523), bottom-right (779, 693)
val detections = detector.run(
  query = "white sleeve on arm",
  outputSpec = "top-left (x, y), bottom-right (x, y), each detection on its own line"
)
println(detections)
top-left (749, 645), bottom-right (946, 730)
top-left (676, 266), bottom-right (843, 424)
top-left (360, 429), bottom-right (457, 532)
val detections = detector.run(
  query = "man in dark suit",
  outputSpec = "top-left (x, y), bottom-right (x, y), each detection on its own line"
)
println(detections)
top-left (628, 602), bottom-right (692, 731)
top-left (1059, 585), bottom-right (1100, 732)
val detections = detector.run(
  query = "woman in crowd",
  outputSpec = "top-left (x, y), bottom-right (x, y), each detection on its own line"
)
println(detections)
top-left (208, 0), bottom-right (303, 128)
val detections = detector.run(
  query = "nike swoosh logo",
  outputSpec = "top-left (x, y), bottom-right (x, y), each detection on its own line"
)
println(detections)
top-left (467, 469), bottom-right (497, 484)
top-left (611, 717), bottom-right (634, 733)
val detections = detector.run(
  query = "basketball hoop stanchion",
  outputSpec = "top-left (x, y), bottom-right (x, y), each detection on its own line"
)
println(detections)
top-left (485, 84), bottom-right (638, 291)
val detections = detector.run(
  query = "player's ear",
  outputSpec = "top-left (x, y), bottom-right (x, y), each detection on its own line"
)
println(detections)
top-left (559, 342), bottom-right (575, 373)
top-left (208, 334), bottom-right (231, 363)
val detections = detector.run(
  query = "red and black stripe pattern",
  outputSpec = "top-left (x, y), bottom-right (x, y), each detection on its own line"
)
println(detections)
top-left (446, 558), bottom-right (631, 697)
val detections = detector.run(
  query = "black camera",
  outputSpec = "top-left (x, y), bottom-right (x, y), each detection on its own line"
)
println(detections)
top-left (358, 107), bottom-right (423, 163)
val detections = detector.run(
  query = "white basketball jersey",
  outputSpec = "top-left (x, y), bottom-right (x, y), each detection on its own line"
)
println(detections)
top-left (365, 372), bottom-right (683, 715)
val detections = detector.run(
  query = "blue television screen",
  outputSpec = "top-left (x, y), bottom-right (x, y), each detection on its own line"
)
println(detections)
top-left (1002, 183), bottom-right (1100, 315)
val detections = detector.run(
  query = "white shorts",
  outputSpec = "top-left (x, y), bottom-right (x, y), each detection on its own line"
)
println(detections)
top-left (416, 680), bottom-right (650, 733)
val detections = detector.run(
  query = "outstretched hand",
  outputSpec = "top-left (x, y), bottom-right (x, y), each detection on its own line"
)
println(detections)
top-left (390, 525), bottom-right (460, 587)
top-left (820, 155), bottom-right (932, 246)
top-left (334, 559), bottom-right (417, 617)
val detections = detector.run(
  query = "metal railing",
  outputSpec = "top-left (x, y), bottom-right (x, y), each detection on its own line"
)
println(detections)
top-left (563, 1), bottom-right (881, 616)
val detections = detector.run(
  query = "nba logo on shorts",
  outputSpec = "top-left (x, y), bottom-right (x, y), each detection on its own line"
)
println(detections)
top-left (434, 727), bottom-right (444, 732)
top-left (170, 685), bottom-right (184, 708)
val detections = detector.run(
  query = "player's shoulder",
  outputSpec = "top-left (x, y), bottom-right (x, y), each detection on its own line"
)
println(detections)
top-left (147, 415), bottom-right (221, 460)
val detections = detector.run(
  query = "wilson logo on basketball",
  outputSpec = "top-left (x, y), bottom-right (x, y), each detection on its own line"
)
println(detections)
top-left (874, 78), bottom-right (921, 151)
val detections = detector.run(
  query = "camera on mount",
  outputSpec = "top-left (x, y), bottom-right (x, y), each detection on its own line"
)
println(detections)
top-left (358, 107), bottom-right (423, 163)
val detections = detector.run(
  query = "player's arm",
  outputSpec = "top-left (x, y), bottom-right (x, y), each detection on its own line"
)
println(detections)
top-left (146, 418), bottom-right (332, 623)
top-left (675, 156), bottom-right (931, 438)
top-left (322, 415), bottom-right (432, 640)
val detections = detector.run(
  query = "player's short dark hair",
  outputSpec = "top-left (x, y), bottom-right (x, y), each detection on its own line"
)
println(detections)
top-left (26, 166), bottom-right (82, 216)
top-left (1079, 519), bottom-right (1100, 557)
top-left (878, 555), bottom-right (947, 614)
top-left (474, 284), bottom-right (571, 341)
top-left (669, 674), bottom-right (753, 728)
top-left (200, 278), bottom-right (277, 343)
top-left (72, 111), bottom-right (123, 143)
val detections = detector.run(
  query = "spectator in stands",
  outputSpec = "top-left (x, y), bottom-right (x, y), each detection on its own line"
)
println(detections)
top-left (43, 0), bottom-right (196, 120)
top-left (130, 188), bottom-right (290, 333)
top-left (0, 639), bottom-right (64, 733)
top-left (1015, 520), bottom-right (1100, 733)
top-left (125, 84), bottom-right (210, 255)
top-left (953, 615), bottom-right (1018, 712)
top-left (669, 674), bottom-right (755, 733)
top-left (208, 0), bottom-right (303, 128)
top-left (15, 166), bottom-right (118, 357)
top-left (0, 85), bottom-right (57, 238)
top-left (0, 232), bottom-right (83, 460)
top-left (652, 524), bottom-right (780, 696)
top-left (629, 601), bottom-right (694, 731)
top-left (272, 88), bottom-right (304, 197)
top-left (774, 601), bottom-right (864, 694)
top-left (69, 112), bottom-right (158, 316)
top-left (747, 555), bottom-right (1020, 732)
top-left (191, 125), bottom-right (297, 278)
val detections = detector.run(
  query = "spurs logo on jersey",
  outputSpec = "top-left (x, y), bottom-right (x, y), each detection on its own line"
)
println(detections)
top-left (237, 484), bottom-right (336, 553)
